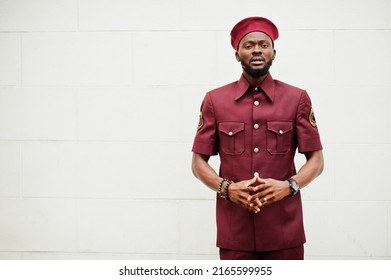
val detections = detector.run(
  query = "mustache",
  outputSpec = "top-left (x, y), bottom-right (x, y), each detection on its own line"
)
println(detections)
top-left (240, 59), bottom-right (273, 78)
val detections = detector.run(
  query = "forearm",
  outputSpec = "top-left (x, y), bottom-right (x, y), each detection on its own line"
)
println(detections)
top-left (191, 153), bottom-right (222, 192)
top-left (291, 150), bottom-right (324, 189)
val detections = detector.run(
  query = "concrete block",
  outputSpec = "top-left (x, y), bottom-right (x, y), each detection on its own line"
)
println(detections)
top-left (389, 0), bottom-right (391, 29)
top-left (133, 32), bottom-right (216, 85)
top-left (0, 142), bottom-right (21, 197)
top-left (75, 142), bottom-right (213, 200)
top-left (0, 34), bottom-right (20, 85)
top-left (335, 31), bottom-right (391, 86)
top-left (273, 0), bottom-right (388, 30)
top-left (22, 142), bottom-right (80, 198)
top-left (215, 31), bottom-right (243, 85)
top-left (335, 144), bottom-right (391, 201)
top-left (389, 93), bottom-right (391, 143)
top-left (22, 141), bottom-right (214, 200)
top-left (0, 0), bottom-right (78, 31)
top-left (181, 0), bottom-right (272, 30)
top-left (0, 253), bottom-right (22, 260)
top-left (75, 142), bottom-right (137, 199)
top-left (307, 85), bottom-right (389, 144)
top-left (0, 198), bottom-right (77, 252)
top-left (79, 0), bottom-right (181, 30)
top-left (389, 203), bottom-right (391, 257)
top-left (272, 30), bottom-right (334, 86)
top-left (22, 32), bottom-right (133, 86)
top-left (77, 199), bottom-right (180, 254)
top-left (77, 87), bottom-right (180, 141)
top-left (179, 200), bottom-right (217, 254)
top-left (124, 142), bottom-right (214, 200)
top-left (20, 252), bottom-right (218, 259)
top-left (304, 201), bottom-right (388, 258)
top-left (0, 87), bottom-right (77, 140)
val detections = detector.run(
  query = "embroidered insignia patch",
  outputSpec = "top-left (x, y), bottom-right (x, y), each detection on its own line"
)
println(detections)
top-left (309, 107), bottom-right (317, 127)
top-left (197, 111), bottom-right (204, 130)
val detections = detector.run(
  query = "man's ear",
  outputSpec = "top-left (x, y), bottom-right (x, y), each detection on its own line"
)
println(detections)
top-left (235, 51), bottom-right (241, 62)
top-left (272, 49), bottom-right (276, 60)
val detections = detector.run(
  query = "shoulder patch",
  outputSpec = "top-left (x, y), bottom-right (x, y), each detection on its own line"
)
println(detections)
top-left (197, 111), bottom-right (204, 130)
top-left (309, 107), bottom-right (317, 127)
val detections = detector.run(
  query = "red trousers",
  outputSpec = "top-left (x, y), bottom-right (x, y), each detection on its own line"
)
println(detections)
top-left (219, 245), bottom-right (304, 260)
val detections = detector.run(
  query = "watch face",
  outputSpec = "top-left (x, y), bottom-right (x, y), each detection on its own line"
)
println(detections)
top-left (289, 178), bottom-right (299, 196)
top-left (292, 180), bottom-right (299, 191)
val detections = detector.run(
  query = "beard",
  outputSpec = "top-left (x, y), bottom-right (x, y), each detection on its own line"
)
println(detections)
top-left (240, 59), bottom-right (273, 78)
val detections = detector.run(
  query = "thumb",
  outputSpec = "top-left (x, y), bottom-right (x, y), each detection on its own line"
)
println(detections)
top-left (256, 175), bottom-right (267, 184)
top-left (245, 175), bottom-right (258, 187)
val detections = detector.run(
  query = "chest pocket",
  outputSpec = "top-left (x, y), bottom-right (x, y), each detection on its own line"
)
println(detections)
top-left (266, 121), bottom-right (293, 155)
top-left (218, 122), bottom-right (245, 155)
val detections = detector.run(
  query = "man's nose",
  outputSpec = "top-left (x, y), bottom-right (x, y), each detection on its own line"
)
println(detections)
top-left (253, 45), bottom-right (262, 53)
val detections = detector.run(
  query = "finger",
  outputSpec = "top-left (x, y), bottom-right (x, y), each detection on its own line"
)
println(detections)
top-left (244, 176), bottom-right (258, 187)
top-left (247, 194), bottom-right (256, 202)
top-left (247, 188), bottom-right (261, 201)
top-left (249, 196), bottom-right (269, 212)
top-left (250, 184), bottom-right (264, 193)
top-left (253, 179), bottom-right (270, 191)
top-left (256, 176), bottom-right (267, 184)
top-left (248, 196), bottom-right (261, 206)
top-left (253, 203), bottom-right (261, 213)
top-left (248, 203), bottom-right (261, 213)
top-left (248, 188), bottom-right (271, 203)
top-left (248, 194), bottom-right (264, 205)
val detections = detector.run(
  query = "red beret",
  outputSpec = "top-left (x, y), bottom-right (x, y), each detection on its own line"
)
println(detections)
top-left (230, 17), bottom-right (279, 50)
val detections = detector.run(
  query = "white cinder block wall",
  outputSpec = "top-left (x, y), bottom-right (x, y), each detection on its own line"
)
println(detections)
top-left (0, 0), bottom-right (390, 260)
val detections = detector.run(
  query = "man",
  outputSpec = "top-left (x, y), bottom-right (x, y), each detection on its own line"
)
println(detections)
top-left (191, 17), bottom-right (324, 260)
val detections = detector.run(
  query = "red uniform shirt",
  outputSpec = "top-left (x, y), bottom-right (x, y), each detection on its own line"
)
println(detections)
top-left (192, 73), bottom-right (322, 251)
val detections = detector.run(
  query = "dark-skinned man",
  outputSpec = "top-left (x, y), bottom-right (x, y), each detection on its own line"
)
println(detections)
top-left (191, 17), bottom-right (324, 260)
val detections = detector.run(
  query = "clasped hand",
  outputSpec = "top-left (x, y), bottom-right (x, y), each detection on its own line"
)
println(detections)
top-left (227, 173), bottom-right (290, 214)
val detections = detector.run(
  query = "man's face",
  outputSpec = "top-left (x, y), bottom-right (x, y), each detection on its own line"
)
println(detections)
top-left (235, 31), bottom-right (276, 78)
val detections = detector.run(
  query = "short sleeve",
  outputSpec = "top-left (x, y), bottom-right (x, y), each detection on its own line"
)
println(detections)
top-left (296, 90), bottom-right (323, 153)
top-left (191, 92), bottom-right (219, 156)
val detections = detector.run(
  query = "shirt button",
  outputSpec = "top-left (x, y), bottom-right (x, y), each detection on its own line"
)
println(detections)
top-left (255, 87), bottom-right (259, 91)
top-left (253, 123), bottom-right (259, 129)
top-left (254, 147), bottom-right (259, 153)
top-left (279, 130), bottom-right (283, 134)
top-left (254, 100), bottom-right (260, 106)
top-left (228, 131), bottom-right (233, 136)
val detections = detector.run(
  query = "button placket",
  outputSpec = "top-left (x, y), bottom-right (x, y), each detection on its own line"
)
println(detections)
top-left (252, 91), bottom-right (262, 156)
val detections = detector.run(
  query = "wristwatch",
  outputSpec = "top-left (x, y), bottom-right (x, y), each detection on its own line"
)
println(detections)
top-left (287, 178), bottom-right (299, 197)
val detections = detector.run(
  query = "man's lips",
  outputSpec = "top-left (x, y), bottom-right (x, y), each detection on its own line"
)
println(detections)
top-left (250, 57), bottom-right (265, 65)
top-left (250, 57), bottom-right (265, 62)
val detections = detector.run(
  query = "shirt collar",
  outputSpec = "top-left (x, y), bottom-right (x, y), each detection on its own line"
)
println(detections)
top-left (234, 73), bottom-right (276, 102)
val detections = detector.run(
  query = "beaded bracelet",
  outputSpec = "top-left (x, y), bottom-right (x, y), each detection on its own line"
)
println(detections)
top-left (218, 178), bottom-right (228, 198)
top-left (224, 181), bottom-right (233, 202)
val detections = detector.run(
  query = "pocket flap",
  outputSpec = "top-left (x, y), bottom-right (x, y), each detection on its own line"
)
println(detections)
top-left (218, 122), bottom-right (245, 136)
top-left (267, 121), bottom-right (293, 135)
